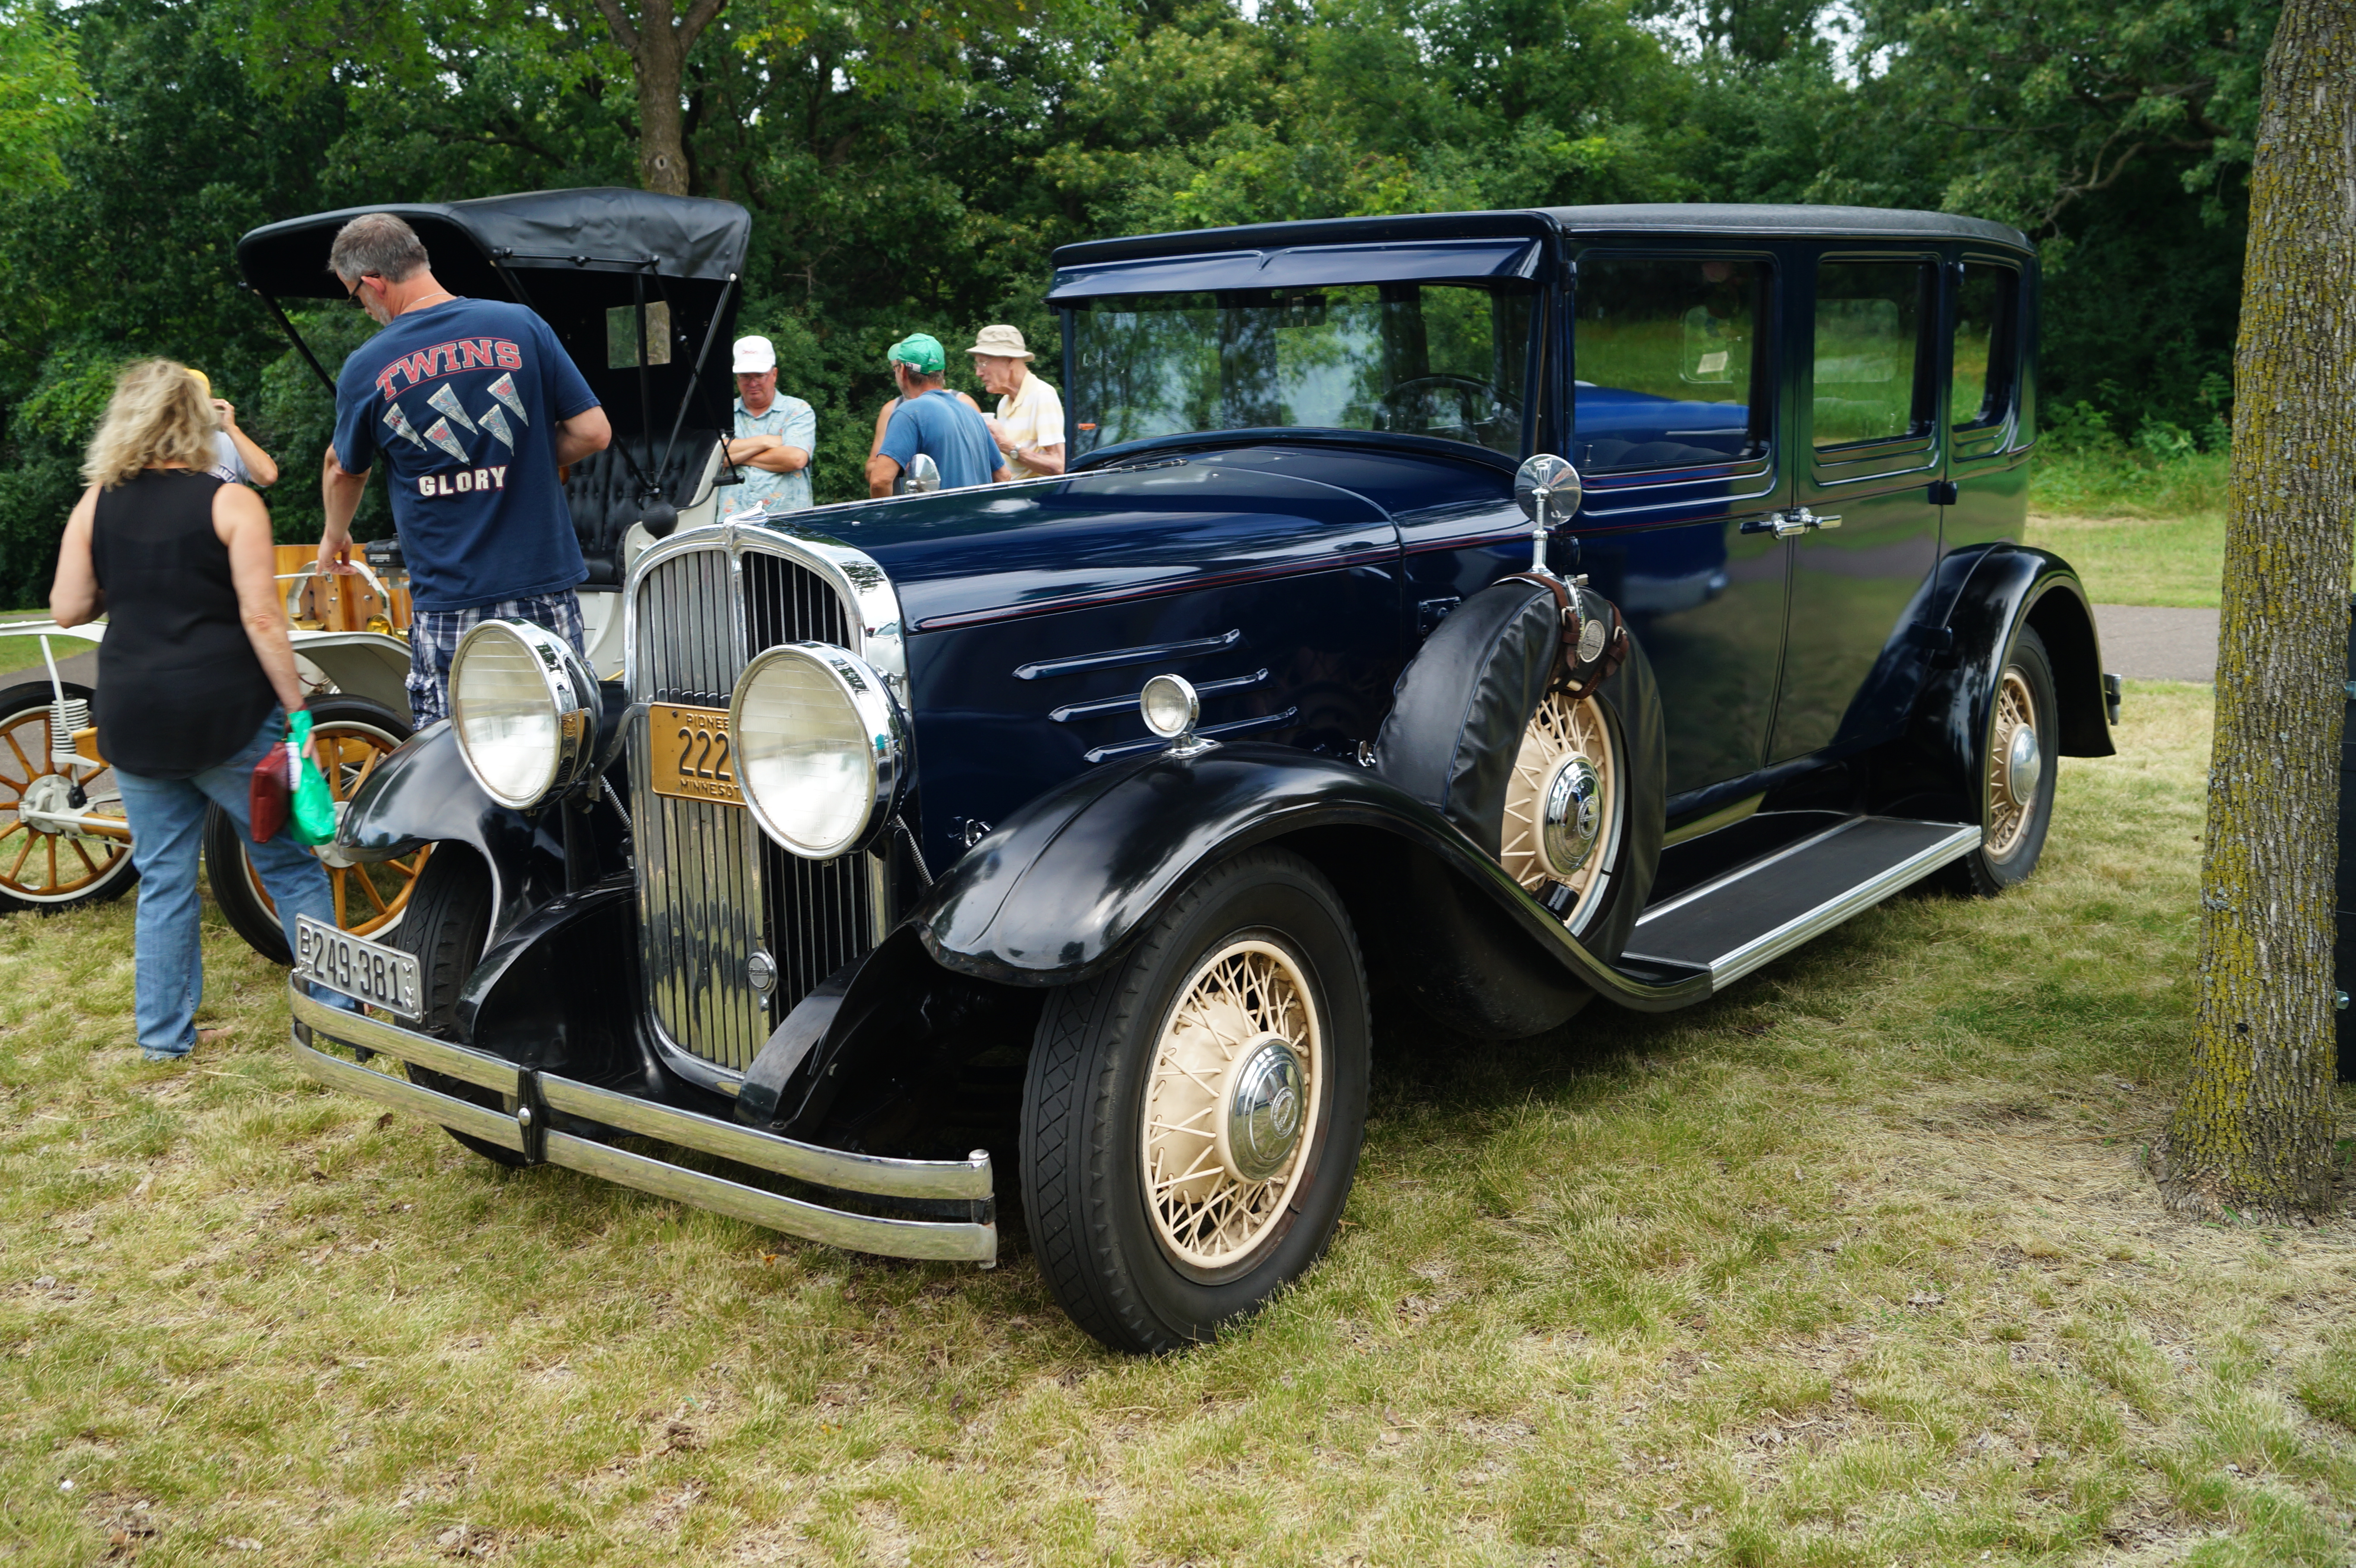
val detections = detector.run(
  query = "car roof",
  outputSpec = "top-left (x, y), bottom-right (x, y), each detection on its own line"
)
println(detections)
top-left (1542, 203), bottom-right (2031, 249)
top-left (1051, 204), bottom-right (2032, 273)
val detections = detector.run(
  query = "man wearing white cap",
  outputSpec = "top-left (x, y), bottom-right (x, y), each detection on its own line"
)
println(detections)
top-left (969, 325), bottom-right (1065, 479)
top-left (720, 335), bottom-right (816, 513)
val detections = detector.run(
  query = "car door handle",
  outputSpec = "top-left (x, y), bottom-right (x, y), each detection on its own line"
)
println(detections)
top-left (1740, 509), bottom-right (1840, 537)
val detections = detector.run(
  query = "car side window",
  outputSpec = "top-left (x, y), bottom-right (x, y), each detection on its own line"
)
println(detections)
top-left (1572, 256), bottom-right (1770, 475)
top-left (1812, 260), bottom-right (1934, 449)
top-left (1950, 262), bottom-right (2020, 433)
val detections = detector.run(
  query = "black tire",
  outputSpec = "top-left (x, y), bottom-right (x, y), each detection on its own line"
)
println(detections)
top-left (1373, 580), bottom-right (1666, 966)
top-left (1946, 625), bottom-right (2060, 897)
top-left (1020, 847), bottom-right (1370, 1354)
top-left (0, 679), bottom-right (139, 912)
top-left (202, 695), bottom-right (416, 963)
top-left (390, 845), bottom-right (525, 1167)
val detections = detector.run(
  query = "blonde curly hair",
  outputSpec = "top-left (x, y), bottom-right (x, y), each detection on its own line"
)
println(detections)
top-left (82, 359), bottom-right (219, 489)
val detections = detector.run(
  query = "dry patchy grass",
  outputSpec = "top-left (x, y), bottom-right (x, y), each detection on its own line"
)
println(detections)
top-left (3, 681), bottom-right (2353, 1566)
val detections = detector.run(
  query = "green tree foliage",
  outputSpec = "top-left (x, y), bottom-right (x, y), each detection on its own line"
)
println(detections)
top-left (0, 0), bottom-right (2269, 608)
top-left (0, 3), bottom-right (92, 199)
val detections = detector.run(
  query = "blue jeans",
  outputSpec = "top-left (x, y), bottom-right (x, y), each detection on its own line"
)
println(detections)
top-left (114, 709), bottom-right (348, 1058)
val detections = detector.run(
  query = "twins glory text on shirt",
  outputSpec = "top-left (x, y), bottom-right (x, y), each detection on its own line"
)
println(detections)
top-left (331, 298), bottom-right (600, 613)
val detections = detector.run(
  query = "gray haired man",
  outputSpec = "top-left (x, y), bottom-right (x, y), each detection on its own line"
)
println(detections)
top-left (318, 212), bottom-right (612, 724)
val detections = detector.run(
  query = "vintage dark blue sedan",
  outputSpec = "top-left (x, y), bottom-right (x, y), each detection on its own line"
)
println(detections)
top-left (245, 195), bottom-right (2114, 1353)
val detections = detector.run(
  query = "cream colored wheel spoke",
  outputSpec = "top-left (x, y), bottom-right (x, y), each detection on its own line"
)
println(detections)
top-left (1986, 669), bottom-right (2037, 858)
top-left (1141, 939), bottom-right (1324, 1271)
top-left (1498, 689), bottom-right (1620, 931)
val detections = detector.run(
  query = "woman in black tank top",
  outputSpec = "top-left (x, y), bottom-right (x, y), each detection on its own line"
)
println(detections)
top-left (49, 360), bottom-right (346, 1062)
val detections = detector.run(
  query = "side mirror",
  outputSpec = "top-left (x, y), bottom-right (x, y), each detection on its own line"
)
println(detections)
top-left (1513, 454), bottom-right (1583, 574)
top-left (904, 453), bottom-right (941, 494)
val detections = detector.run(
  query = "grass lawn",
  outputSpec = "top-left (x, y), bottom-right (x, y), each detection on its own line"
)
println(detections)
top-left (2026, 452), bottom-right (2228, 610)
top-left (4, 683), bottom-right (2355, 1565)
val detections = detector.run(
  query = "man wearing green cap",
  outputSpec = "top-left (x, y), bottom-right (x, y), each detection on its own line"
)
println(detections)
top-left (865, 332), bottom-right (1010, 496)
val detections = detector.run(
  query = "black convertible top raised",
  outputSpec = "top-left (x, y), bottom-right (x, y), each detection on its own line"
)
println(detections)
top-left (236, 187), bottom-right (750, 300)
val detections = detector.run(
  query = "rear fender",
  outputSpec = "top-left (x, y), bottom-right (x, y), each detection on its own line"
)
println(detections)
top-left (1874, 545), bottom-right (2113, 821)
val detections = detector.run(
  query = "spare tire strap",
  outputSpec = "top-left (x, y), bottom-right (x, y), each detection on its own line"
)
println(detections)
top-left (1498, 572), bottom-right (1631, 702)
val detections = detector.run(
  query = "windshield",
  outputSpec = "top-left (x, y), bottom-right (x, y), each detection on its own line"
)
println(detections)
top-left (1067, 283), bottom-right (1535, 458)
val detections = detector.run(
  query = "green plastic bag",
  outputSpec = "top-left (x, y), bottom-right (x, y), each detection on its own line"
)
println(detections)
top-left (287, 710), bottom-right (338, 847)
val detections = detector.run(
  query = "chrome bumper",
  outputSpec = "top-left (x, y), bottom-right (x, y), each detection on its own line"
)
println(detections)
top-left (287, 985), bottom-right (996, 1264)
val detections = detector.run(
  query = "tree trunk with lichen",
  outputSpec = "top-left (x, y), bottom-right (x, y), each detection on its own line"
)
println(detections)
top-left (587, 0), bottom-right (726, 196)
top-left (2157, 0), bottom-right (2355, 1222)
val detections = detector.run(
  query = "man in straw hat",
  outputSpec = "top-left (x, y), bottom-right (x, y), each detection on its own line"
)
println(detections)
top-left (968, 324), bottom-right (1064, 479)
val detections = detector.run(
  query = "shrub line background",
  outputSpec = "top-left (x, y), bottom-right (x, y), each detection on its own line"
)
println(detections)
top-left (0, 0), bottom-right (2260, 606)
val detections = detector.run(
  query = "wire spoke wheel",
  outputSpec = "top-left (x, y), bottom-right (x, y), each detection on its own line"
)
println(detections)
top-left (1499, 689), bottom-right (1621, 932)
top-left (1985, 669), bottom-right (2036, 859)
top-left (1141, 938), bottom-right (1324, 1271)
top-left (0, 682), bottom-right (135, 907)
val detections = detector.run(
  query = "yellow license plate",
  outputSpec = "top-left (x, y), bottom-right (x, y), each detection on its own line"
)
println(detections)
top-left (649, 705), bottom-right (742, 805)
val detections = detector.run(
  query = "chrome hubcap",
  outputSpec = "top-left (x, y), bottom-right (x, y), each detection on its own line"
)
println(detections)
top-left (1539, 753), bottom-right (1604, 879)
top-left (1219, 1035), bottom-right (1307, 1182)
top-left (2005, 724), bottom-right (2042, 806)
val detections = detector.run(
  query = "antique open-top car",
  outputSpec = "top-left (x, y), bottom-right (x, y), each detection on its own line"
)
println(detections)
top-left (245, 194), bottom-right (2115, 1353)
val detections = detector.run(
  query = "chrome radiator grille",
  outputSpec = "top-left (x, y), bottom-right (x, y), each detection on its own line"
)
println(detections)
top-left (630, 540), bottom-right (878, 1075)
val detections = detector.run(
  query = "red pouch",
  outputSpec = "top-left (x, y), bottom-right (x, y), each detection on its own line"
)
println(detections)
top-left (249, 730), bottom-right (291, 844)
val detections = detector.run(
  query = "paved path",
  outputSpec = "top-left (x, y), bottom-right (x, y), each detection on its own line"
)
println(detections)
top-left (2094, 604), bottom-right (2219, 684)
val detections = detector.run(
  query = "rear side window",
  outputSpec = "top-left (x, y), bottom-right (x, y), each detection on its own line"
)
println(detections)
top-left (1572, 257), bottom-right (1770, 474)
top-left (1813, 260), bottom-right (1934, 449)
top-left (1950, 262), bottom-right (2020, 431)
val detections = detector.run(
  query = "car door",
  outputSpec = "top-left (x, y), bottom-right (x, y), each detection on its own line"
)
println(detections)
top-left (1770, 251), bottom-right (1945, 763)
top-left (1567, 248), bottom-right (1790, 802)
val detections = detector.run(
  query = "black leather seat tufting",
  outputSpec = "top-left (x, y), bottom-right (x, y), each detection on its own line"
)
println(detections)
top-left (563, 430), bottom-right (727, 585)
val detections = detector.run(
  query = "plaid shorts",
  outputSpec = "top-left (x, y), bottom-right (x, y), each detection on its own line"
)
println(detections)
top-left (406, 590), bottom-right (587, 727)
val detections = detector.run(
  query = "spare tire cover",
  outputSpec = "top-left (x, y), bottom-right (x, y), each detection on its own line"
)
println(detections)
top-left (1373, 579), bottom-right (1666, 950)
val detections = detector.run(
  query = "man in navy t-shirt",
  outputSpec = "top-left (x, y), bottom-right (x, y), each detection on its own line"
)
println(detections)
top-left (864, 333), bottom-right (1012, 496)
top-left (318, 212), bottom-right (612, 725)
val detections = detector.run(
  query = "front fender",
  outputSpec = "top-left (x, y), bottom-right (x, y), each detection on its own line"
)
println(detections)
top-left (912, 741), bottom-right (1710, 1014)
top-left (339, 721), bottom-right (569, 939)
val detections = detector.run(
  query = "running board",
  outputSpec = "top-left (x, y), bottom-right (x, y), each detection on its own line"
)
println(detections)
top-left (1621, 816), bottom-right (1981, 990)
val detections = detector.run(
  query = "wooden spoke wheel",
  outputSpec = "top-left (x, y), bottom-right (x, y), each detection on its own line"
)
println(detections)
top-left (0, 680), bottom-right (137, 911)
top-left (202, 696), bottom-right (425, 964)
top-left (1499, 688), bottom-right (1623, 936)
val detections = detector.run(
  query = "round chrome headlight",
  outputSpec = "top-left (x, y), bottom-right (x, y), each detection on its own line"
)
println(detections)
top-left (449, 620), bottom-right (600, 809)
top-left (728, 642), bottom-right (906, 859)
